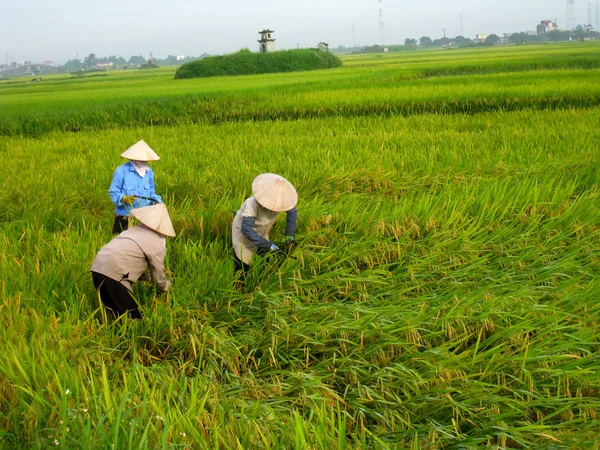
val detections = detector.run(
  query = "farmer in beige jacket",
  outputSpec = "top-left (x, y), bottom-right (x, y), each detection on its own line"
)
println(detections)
top-left (232, 173), bottom-right (298, 275)
top-left (91, 203), bottom-right (176, 319)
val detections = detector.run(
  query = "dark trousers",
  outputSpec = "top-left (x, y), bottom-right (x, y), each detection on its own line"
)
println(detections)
top-left (233, 254), bottom-right (251, 274)
top-left (92, 271), bottom-right (142, 319)
top-left (112, 215), bottom-right (129, 235)
top-left (233, 253), bottom-right (250, 290)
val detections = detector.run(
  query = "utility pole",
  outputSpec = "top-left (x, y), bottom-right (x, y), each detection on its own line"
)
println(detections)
top-left (567, 0), bottom-right (576, 30)
top-left (589, 2), bottom-right (593, 24)
top-left (296, 43), bottom-right (300, 49)
top-left (378, 0), bottom-right (385, 45)
top-left (442, 28), bottom-right (448, 39)
top-left (5, 53), bottom-right (8, 67)
top-left (596, 2), bottom-right (599, 29)
top-left (352, 22), bottom-right (356, 47)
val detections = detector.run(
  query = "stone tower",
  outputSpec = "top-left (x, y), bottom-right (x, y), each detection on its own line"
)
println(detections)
top-left (258, 29), bottom-right (276, 53)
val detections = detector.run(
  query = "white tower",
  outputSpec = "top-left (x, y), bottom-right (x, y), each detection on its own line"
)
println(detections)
top-left (258, 30), bottom-right (276, 53)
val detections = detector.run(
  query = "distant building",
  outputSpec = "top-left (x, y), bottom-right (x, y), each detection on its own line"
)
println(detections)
top-left (95, 62), bottom-right (114, 70)
top-left (317, 42), bottom-right (329, 52)
top-left (176, 55), bottom-right (185, 61)
top-left (42, 60), bottom-right (56, 66)
top-left (536, 20), bottom-right (558, 35)
top-left (474, 34), bottom-right (489, 43)
top-left (582, 24), bottom-right (596, 32)
top-left (502, 33), bottom-right (514, 44)
top-left (258, 29), bottom-right (276, 53)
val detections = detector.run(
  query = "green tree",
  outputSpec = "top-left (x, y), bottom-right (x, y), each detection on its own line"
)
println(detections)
top-left (485, 34), bottom-right (501, 44)
top-left (509, 32), bottom-right (539, 44)
top-left (419, 36), bottom-right (432, 48)
top-left (84, 53), bottom-right (97, 67)
top-left (546, 30), bottom-right (572, 41)
top-left (404, 38), bottom-right (417, 46)
top-left (454, 35), bottom-right (473, 46)
top-left (128, 55), bottom-right (146, 65)
top-left (433, 37), bottom-right (451, 47)
top-left (61, 59), bottom-right (80, 71)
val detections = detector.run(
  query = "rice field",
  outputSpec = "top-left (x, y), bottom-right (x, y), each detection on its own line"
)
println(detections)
top-left (1, 42), bottom-right (600, 449)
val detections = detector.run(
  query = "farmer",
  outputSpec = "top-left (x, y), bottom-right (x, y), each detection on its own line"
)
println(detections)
top-left (109, 140), bottom-right (163, 234)
top-left (232, 173), bottom-right (298, 275)
top-left (91, 203), bottom-right (176, 319)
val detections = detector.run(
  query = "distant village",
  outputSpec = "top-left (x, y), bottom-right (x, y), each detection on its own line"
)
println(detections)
top-left (1, 19), bottom-right (597, 79)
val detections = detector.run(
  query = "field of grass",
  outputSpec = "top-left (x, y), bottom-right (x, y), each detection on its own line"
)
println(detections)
top-left (1, 42), bottom-right (600, 448)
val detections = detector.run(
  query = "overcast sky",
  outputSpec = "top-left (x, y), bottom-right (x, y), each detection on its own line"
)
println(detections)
top-left (1, 0), bottom-right (595, 63)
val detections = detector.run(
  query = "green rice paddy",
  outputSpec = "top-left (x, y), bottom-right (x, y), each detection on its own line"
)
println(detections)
top-left (1, 42), bottom-right (599, 448)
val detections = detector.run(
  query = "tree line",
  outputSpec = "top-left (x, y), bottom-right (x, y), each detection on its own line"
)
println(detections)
top-left (405, 27), bottom-right (598, 48)
top-left (61, 53), bottom-right (210, 71)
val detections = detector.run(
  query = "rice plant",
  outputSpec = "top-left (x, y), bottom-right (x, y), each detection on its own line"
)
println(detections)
top-left (0, 43), bottom-right (599, 449)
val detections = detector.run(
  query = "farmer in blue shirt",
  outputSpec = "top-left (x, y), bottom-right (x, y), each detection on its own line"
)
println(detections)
top-left (109, 140), bottom-right (163, 234)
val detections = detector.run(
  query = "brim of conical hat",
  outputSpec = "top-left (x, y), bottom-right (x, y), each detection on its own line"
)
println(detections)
top-left (120, 140), bottom-right (160, 162)
top-left (131, 203), bottom-right (176, 237)
top-left (252, 173), bottom-right (298, 212)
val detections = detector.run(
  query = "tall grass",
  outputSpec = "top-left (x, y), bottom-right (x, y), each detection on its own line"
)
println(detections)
top-left (0, 70), bottom-right (599, 137)
top-left (1, 101), bottom-right (599, 447)
top-left (1, 43), bottom-right (600, 137)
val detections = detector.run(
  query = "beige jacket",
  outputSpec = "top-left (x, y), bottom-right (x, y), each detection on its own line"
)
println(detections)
top-left (232, 196), bottom-right (279, 265)
top-left (91, 225), bottom-right (170, 292)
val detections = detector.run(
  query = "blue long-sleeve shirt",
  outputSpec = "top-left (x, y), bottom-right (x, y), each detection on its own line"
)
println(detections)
top-left (109, 162), bottom-right (162, 216)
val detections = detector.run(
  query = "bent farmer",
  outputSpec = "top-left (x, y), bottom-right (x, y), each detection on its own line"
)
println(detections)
top-left (91, 203), bottom-right (176, 319)
top-left (109, 140), bottom-right (163, 234)
top-left (232, 173), bottom-right (298, 274)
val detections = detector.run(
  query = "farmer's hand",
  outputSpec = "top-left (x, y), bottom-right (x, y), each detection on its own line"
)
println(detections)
top-left (158, 280), bottom-right (171, 296)
top-left (140, 270), bottom-right (152, 282)
top-left (285, 236), bottom-right (297, 252)
top-left (122, 195), bottom-right (136, 205)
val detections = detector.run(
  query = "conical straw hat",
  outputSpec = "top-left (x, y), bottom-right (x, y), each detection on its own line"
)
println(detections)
top-left (131, 203), bottom-right (176, 237)
top-left (252, 173), bottom-right (298, 212)
top-left (120, 140), bottom-right (160, 162)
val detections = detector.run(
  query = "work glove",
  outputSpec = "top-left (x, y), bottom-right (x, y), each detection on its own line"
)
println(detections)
top-left (258, 243), bottom-right (282, 256)
top-left (122, 195), bottom-right (136, 205)
top-left (285, 236), bottom-right (298, 253)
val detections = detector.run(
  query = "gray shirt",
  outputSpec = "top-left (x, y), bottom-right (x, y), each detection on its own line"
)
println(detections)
top-left (232, 196), bottom-right (297, 265)
top-left (90, 225), bottom-right (170, 292)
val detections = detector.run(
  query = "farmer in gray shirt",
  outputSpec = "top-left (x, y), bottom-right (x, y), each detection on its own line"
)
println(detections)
top-left (91, 203), bottom-right (176, 319)
top-left (232, 173), bottom-right (298, 275)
